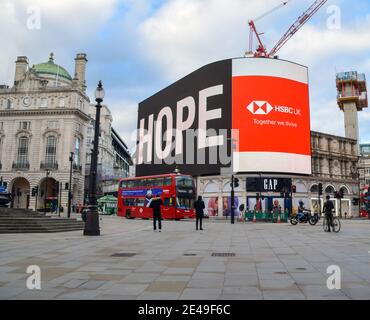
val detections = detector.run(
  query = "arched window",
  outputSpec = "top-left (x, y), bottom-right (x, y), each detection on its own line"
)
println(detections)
top-left (17, 137), bottom-right (29, 167)
top-left (204, 182), bottom-right (219, 193)
top-left (325, 185), bottom-right (335, 194)
top-left (295, 182), bottom-right (307, 193)
top-left (339, 186), bottom-right (349, 195)
top-left (310, 184), bottom-right (318, 193)
top-left (45, 136), bottom-right (57, 165)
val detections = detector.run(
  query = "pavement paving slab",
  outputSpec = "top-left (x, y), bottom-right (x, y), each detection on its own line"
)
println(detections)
top-left (0, 216), bottom-right (370, 300)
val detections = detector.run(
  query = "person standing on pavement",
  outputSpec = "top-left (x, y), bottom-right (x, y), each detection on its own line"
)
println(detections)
top-left (194, 195), bottom-right (205, 231)
top-left (149, 193), bottom-right (163, 232)
top-left (323, 195), bottom-right (335, 232)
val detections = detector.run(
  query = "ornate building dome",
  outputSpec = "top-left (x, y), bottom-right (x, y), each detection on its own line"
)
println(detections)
top-left (33, 53), bottom-right (72, 84)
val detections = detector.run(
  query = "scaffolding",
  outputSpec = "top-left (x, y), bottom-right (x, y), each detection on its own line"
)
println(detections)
top-left (336, 71), bottom-right (368, 111)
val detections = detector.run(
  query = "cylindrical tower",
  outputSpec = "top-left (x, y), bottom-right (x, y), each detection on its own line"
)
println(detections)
top-left (336, 71), bottom-right (368, 152)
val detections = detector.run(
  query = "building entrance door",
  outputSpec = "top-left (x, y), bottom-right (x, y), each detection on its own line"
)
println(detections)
top-left (10, 177), bottom-right (30, 209)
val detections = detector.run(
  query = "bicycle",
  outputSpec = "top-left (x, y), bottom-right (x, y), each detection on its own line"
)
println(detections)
top-left (322, 214), bottom-right (341, 233)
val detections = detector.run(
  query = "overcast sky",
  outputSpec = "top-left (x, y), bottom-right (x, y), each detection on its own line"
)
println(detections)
top-left (1, 0), bottom-right (370, 153)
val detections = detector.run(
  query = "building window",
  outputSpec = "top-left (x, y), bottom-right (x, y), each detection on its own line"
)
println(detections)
top-left (7, 99), bottom-right (13, 109)
top-left (58, 97), bottom-right (65, 108)
top-left (19, 121), bottom-right (31, 130)
top-left (45, 136), bottom-right (57, 165)
top-left (40, 97), bottom-right (47, 108)
top-left (75, 123), bottom-right (81, 132)
top-left (0, 138), bottom-right (3, 161)
top-left (74, 137), bottom-right (81, 165)
top-left (17, 137), bottom-right (29, 165)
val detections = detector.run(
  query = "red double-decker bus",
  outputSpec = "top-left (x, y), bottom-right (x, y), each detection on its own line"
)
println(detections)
top-left (360, 186), bottom-right (369, 218)
top-left (117, 174), bottom-right (196, 220)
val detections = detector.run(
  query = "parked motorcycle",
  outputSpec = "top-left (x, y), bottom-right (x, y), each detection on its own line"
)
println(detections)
top-left (290, 210), bottom-right (319, 226)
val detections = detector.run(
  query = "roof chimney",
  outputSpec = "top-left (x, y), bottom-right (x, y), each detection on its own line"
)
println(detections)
top-left (14, 56), bottom-right (28, 83)
top-left (74, 53), bottom-right (87, 91)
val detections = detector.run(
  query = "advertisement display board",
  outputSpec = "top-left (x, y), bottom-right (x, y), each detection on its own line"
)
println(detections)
top-left (136, 57), bottom-right (311, 176)
top-left (204, 197), bottom-right (219, 217)
top-left (246, 177), bottom-right (292, 193)
top-left (232, 58), bottom-right (311, 174)
top-left (136, 59), bottom-right (232, 176)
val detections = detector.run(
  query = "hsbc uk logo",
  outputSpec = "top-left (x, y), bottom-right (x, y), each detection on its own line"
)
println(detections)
top-left (247, 101), bottom-right (273, 115)
top-left (247, 101), bottom-right (301, 116)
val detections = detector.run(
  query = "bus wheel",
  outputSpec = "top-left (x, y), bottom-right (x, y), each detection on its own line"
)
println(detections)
top-left (175, 218), bottom-right (180, 221)
top-left (125, 209), bottom-right (131, 219)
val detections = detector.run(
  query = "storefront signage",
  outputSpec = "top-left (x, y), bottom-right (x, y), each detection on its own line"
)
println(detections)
top-left (246, 177), bottom-right (292, 193)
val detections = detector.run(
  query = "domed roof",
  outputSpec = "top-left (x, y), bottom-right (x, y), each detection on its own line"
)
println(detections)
top-left (33, 53), bottom-right (72, 81)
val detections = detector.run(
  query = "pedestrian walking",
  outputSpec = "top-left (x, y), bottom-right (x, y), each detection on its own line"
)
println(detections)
top-left (149, 193), bottom-right (163, 231)
top-left (194, 195), bottom-right (205, 230)
top-left (323, 195), bottom-right (335, 232)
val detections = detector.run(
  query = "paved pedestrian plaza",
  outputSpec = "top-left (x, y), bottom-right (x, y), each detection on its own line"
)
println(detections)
top-left (0, 216), bottom-right (370, 300)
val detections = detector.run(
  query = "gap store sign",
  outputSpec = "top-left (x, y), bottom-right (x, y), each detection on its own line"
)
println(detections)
top-left (246, 177), bottom-right (292, 193)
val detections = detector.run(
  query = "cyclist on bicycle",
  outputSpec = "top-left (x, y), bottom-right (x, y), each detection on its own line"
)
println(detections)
top-left (323, 195), bottom-right (334, 232)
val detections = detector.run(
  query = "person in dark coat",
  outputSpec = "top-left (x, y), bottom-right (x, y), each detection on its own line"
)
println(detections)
top-left (149, 193), bottom-right (163, 231)
top-left (323, 195), bottom-right (335, 232)
top-left (194, 195), bottom-right (205, 230)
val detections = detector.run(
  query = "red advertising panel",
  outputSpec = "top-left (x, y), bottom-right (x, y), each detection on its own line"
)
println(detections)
top-left (232, 58), bottom-right (311, 175)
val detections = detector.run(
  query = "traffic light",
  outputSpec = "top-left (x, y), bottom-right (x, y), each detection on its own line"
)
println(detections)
top-left (334, 191), bottom-right (339, 199)
top-left (234, 177), bottom-right (239, 188)
top-left (292, 185), bottom-right (296, 193)
top-left (31, 186), bottom-right (39, 197)
top-left (65, 182), bottom-right (69, 190)
top-left (318, 183), bottom-right (323, 196)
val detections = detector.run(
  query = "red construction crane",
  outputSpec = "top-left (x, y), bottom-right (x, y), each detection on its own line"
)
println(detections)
top-left (248, 1), bottom-right (290, 57)
top-left (248, 0), bottom-right (328, 58)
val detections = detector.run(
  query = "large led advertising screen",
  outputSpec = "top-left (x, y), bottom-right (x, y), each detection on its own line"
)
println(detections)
top-left (232, 58), bottom-right (311, 174)
top-left (135, 57), bottom-right (311, 176)
top-left (136, 59), bottom-right (232, 177)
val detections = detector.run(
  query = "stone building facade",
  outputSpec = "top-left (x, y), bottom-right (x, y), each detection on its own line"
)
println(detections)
top-left (197, 131), bottom-right (360, 217)
top-left (359, 144), bottom-right (370, 188)
top-left (0, 53), bottom-right (90, 214)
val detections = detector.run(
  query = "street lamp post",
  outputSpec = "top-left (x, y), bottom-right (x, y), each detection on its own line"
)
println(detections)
top-left (67, 152), bottom-right (74, 218)
top-left (231, 175), bottom-right (235, 224)
top-left (58, 181), bottom-right (62, 217)
top-left (84, 81), bottom-right (104, 236)
top-left (44, 169), bottom-right (50, 211)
